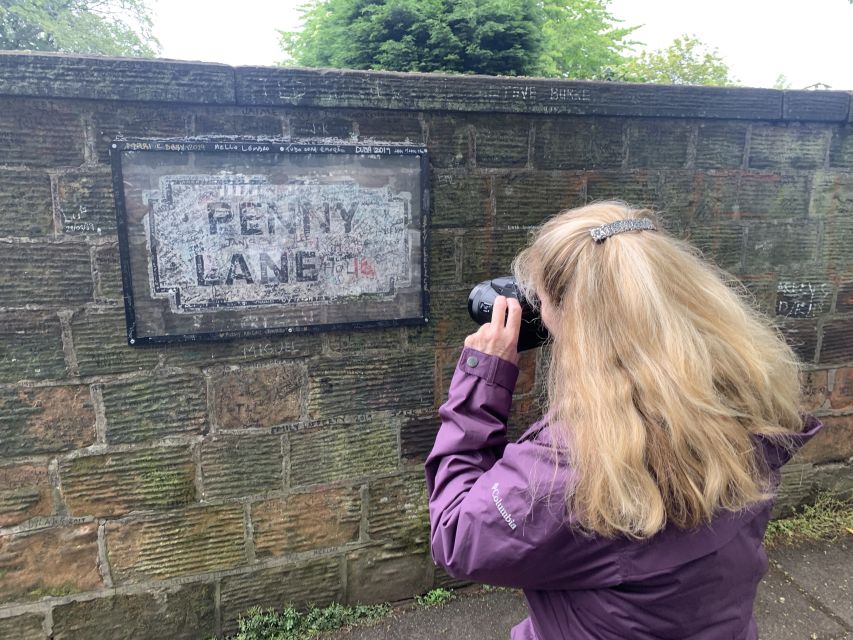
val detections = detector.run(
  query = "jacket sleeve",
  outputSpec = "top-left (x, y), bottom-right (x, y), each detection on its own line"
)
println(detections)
top-left (424, 347), bottom-right (623, 591)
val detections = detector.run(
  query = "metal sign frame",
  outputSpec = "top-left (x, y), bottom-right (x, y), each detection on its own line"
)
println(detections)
top-left (111, 139), bottom-right (430, 346)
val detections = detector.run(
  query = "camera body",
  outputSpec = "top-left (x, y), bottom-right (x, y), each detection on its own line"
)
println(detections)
top-left (467, 276), bottom-right (550, 351)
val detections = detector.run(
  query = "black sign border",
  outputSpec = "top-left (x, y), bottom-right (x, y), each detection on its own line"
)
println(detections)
top-left (111, 138), bottom-right (431, 346)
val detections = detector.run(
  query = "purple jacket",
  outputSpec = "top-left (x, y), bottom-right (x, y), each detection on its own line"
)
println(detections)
top-left (425, 348), bottom-right (823, 640)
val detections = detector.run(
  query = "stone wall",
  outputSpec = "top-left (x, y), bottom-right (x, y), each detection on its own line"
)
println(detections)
top-left (0, 52), bottom-right (851, 639)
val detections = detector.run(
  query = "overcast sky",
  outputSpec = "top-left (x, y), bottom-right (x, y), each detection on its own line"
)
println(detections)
top-left (151, 0), bottom-right (852, 90)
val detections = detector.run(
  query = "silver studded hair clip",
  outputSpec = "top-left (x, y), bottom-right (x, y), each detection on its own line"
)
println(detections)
top-left (590, 218), bottom-right (657, 243)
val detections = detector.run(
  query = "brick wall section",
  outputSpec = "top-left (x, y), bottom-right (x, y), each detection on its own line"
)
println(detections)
top-left (0, 52), bottom-right (850, 638)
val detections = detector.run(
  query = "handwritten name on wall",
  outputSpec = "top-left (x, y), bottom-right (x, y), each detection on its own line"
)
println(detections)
top-left (147, 175), bottom-right (413, 313)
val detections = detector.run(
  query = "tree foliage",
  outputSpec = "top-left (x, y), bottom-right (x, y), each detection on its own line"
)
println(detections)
top-left (537, 0), bottom-right (637, 79)
top-left (281, 0), bottom-right (544, 76)
top-left (281, 1), bottom-right (737, 86)
top-left (613, 35), bottom-right (736, 86)
top-left (0, 0), bottom-right (159, 57)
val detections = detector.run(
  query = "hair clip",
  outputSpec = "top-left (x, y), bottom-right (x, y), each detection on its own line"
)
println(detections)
top-left (590, 218), bottom-right (657, 243)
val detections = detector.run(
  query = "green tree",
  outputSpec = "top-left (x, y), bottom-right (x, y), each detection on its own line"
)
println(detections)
top-left (614, 35), bottom-right (736, 86)
top-left (0, 0), bottom-right (159, 57)
top-left (281, 0), bottom-right (544, 76)
top-left (538, 0), bottom-right (637, 79)
top-left (280, 0), bottom-right (640, 78)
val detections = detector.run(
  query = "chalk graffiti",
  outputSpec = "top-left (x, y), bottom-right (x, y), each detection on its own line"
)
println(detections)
top-left (775, 281), bottom-right (829, 318)
top-left (146, 175), bottom-right (414, 313)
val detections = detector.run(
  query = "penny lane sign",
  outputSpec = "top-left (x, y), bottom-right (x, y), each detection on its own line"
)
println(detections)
top-left (111, 140), bottom-right (429, 344)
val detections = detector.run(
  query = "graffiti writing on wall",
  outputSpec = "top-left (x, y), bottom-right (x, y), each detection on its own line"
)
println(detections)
top-left (147, 176), bottom-right (412, 312)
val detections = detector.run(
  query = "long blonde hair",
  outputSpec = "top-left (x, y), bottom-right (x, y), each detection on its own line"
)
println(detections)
top-left (512, 201), bottom-right (804, 538)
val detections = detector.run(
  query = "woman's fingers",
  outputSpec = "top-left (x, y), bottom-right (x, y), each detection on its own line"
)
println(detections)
top-left (490, 295), bottom-right (508, 327)
top-left (505, 297), bottom-right (522, 338)
top-left (463, 296), bottom-right (520, 364)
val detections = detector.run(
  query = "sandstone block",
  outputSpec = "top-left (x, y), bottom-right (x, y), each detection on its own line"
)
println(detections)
top-left (809, 171), bottom-right (852, 219)
top-left (655, 172), bottom-right (714, 230)
top-left (431, 172), bottom-right (492, 228)
top-left (70, 308), bottom-right (160, 377)
top-left (252, 487), bottom-right (361, 559)
top-left (830, 367), bottom-right (853, 411)
top-left (51, 583), bottom-right (215, 640)
top-left (626, 120), bottom-right (693, 169)
top-left (220, 557), bottom-right (342, 635)
top-left (60, 447), bottom-right (196, 517)
top-left (0, 613), bottom-right (44, 640)
top-left (797, 415), bottom-right (853, 464)
top-left (737, 173), bottom-right (811, 219)
top-left (106, 505), bottom-right (246, 583)
top-left (93, 242), bottom-right (123, 301)
top-left (409, 290), bottom-right (471, 350)
top-left (0, 385), bottom-right (95, 456)
top-left (0, 98), bottom-right (84, 168)
top-left (0, 311), bottom-right (67, 382)
top-left (778, 320), bottom-right (819, 363)
top-left (782, 91), bottom-right (850, 122)
top-left (585, 170), bottom-right (659, 210)
top-left (101, 372), bottom-right (207, 444)
top-left (400, 409), bottom-right (440, 462)
top-left (0, 171), bottom-right (53, 237)
top-left (684, 222), bottom-right (745, 272)
top-left (346, 547), bottom-right (431, 605)
top-left (532, 116), bottom-right (623, 170)
top-left (0, 53), bottom-right (234, 105)
top-left (0, 463), bottom-right (51, 527)
top-left (748, 124), bottom-right (831, 170)
top-left (736, 273), bottom-right (778, 316)
top-left (829, 125), bottom-right (853, 169)
top-left (200, 433), bottom-right (283, 500)
top-left (160, 333), bottom-right (322, 370)
top-left (194, 108), bottom-right (283, 137)
top-left (288, 108), bottom-right (354, 139)
top-left (800, 369), bottom-right (829, 412)
top-left (0, 523), bottom-right (100, 601)
top-left (743, 221), bottom-right (819, 270)
top-left (775, 279), bottom-right (833, 319)
top-left (473, 114), bottom-right (529, 168)
top-left (368, 472), bottom-right (430, 553)
top-left (0, 241), bottom-right (93, 309)
top-left (213, 364), bottom-right (303, 429)
top-left (695, 122), bottom-right (747, 169)
top-left (307, 352), bottom-right (432, 418)
top-left (823, 205), bottom-right (853, 273)
top-left (494, 172), bottom-right (585, 227)
top-left (424, 114), bottom-right (470, 168)
top-left (290, 418), bottom-right (397, 486)
top-left (353, 109), bottom-right (423, 142)
top-left (457, 228), bottom-right (532, 285)
top-left (56, 170), bottom-right (116, 237)
top-left (838, 281), bottom-right (853, 313)
top-left (819, 318), bottom-right (853, 365)
top-left (326, 326), bottom-right (404, 355)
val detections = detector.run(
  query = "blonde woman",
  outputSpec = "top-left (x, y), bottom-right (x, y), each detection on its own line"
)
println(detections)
top-left (425, 201), bottom-right (822, 640)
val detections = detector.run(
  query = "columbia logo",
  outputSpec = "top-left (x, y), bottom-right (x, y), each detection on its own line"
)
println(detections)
top-left (491, 482), bottom-right (517, 530)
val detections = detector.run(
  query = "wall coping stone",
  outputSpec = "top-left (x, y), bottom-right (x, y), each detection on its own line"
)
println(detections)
top-left (0, 51), bottom-right (850, 122)
top-left (0, 51), bottom-right (235, 105)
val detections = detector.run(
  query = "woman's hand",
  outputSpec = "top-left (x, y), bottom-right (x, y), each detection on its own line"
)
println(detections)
top-left (464, 295), bottom-right (521, 366)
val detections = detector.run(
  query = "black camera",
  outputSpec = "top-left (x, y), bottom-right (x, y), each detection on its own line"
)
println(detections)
top-left (467, 276), bottom-right (550, 351)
